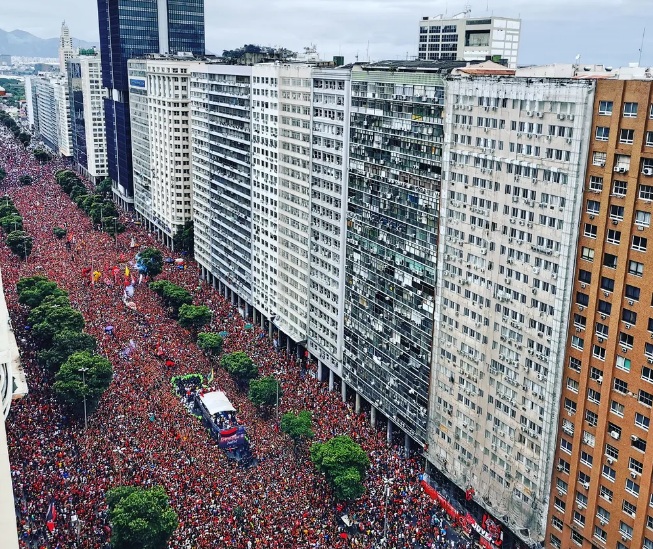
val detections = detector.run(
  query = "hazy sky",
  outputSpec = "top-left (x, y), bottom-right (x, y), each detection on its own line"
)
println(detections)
top-left (3, 0), bottom-right (653, 67)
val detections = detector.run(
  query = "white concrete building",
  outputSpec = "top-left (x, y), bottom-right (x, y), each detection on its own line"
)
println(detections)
top-left (427, 65), bottom-right (595, 542)
top-left (275, 64), bottom-right (313, 344)
top-left (191, 63), bottom-right (254, 312)
top-left (251, 64), bottom-right (280, 321)
top-left (418, 13), bottom-right (521, 68)
top-left (68, 53), bottom-right (108, 181)
top-left (129, 55), bottom-right (197, 248)
top-left (58, 21), bottom-right (74, 74)
top-left (53, 75), bottom-right (73, 157)
top-left (309, 67), bottom-right (350, 379)
top-left (30, 75), bottom-right (71, 155)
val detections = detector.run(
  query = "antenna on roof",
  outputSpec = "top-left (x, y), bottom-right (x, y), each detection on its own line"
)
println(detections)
top-left (638, 27), bottom-right (646, 67)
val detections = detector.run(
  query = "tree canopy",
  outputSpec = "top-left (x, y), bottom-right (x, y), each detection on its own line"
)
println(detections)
top-left (149, 280), bottom-right (192, 315)
top-left (248, 376), bottom-right (281, 409)
top-left (31, 306), bottom-right (85, 348)
top-left (137, 248), bottom-right (164, 278)
top-left (18, 277), bottom-right (67, 309)
top-left (281, 410), bottom-right (314, 448)
top-left (177, 304), bottom-right (212, 335)
top-left (18, 175), bottom-right (33, 186)
top-left (53, 351), bottom-right (113, 416)
top-left (172, 220), bottom-right (194, 255)
top-left (197, 332), bottom-right (223, 356)
top-left (6, 230), bottom-right (33, 259)
top-left (107, 485), bottom-right (178, 549)
top-left (221, 352), bottom-right (258, 386)
top-left (38, 330), bottom-right (97, 372)
top-left (0, 214), bottom-right (23, 233)
top-left (310, 435), bottom-right (370, 501)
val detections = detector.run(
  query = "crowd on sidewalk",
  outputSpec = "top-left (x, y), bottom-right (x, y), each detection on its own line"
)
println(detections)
top-left (1, 128), bottom-right (475, 549)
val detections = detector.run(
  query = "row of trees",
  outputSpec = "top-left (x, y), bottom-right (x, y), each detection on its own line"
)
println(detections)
top-left (17, 275), bottom-right (113, 417)
top-left (0, 196), bottom-right (32, 259)
top-left (0, 110), bottom-right (30, 147)
top-left (55, 170), bottom-right (125, 236)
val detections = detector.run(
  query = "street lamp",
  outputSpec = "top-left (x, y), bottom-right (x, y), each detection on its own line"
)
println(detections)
top-left (273, 369), bottom-right (284, 421)
top-left (382, 477), bottom-right (395, 546)
top-left (79, 367), bottom-right (89, 429)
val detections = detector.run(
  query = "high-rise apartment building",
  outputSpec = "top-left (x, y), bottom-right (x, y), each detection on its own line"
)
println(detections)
top-left (275, 65), bottom-right (313, 344)
top-left (309, 68), bottom-right (351, 379)
top-left (546, 76), bottom-right (653, 549)
top-left (29, 73), bottom-right (73, 157)
top-left (58, 21), bottom-right (74, 73)
top-left (68, 51), bottom-right (108, 181)
top-left (418, 13), bottom-right (521, 68)
top-left (192, 63), bottom-right (254, 312)
top-left (53, 75), bottom-right (73, 157)
top-left (128, 55), bottom-right (197, 247)
top-left (251, 64), bottom-right (280, 323)
top-left (97, 0), bottom-right (204, 208)
top-left (427, 64), bottom-right (595, 545)
top-left (343, 61), bottom-right (455, 445)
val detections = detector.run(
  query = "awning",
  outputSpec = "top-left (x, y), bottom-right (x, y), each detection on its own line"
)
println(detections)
top-left (199, 391), bottom-right (236, 415)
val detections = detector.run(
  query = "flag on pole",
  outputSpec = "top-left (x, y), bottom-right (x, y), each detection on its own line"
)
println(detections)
top-left (207, 369), bottom-right (214, 384)
top-left (45, 501), bottom-right (57, 532)
top-left (125, 266), bottom-right (130, 277)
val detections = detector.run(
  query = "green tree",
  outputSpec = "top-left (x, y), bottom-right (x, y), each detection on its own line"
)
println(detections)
top-left (18, 278), bottom-right (67, 309)
top-left (149, 280), bottom-right (192, 316)
top-left (96, 177), bottom-right (113, 197)
top-left (0, 214), bottom-right (22, 233)
top-left (53, 351), bottom-right (113, 416)
top-left (177, 304), bottom-right (211, 337)
top-left (18, 132), bottom-right (31, 147)
top-left (281, 410), bottom-right (314, 452)
top-left (38, 330), bottom-right (97, 372)
top-left (27, 295), bottom-right (72, 326)
top-left (0, 198), bottom-right (17, 218)
top-left (310, 435), bottom-right (370, 501)
top-left (33, 149), bottom-right (51, 163)
top-left (52, 227), bottom-right (67, 239)
top-left (0, 167), bottom-right (6, 183)
top-left (172, 220), bottom-right (194, 255)
top-left (221, 351), bottom-right (258, 387)
top-left (137, 247), bottom-right (164, 278)
top-left (18, 175), bottom-right (33, 186)
top-left (248, 376), bottom-right (281, 413)
top-left (6, 230), bottom-right (33, 259)
top-left (107, 485), bottom-right (178, 549)
top-left (16, 274), bottom-right (48, 296)
top-left (32, 306), bottom-right (85, 348)
top-left (197, 332), bottom-right (223, 356)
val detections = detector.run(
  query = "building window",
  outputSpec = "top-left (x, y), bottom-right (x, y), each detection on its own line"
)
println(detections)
top-left (593, 151), bottom-right (607, 166)
top-left (600, 484), bottom-right (614, 502)
top-left (611, 400), bottom-right (625, 416)
top-left (587, 199), bottom-right (601, 214)
top-left (640, 184), bottom-right (653, 201)
top-left (589, 175), bottom-right (603, 191)
top-left (596, 126), bottom-right (610, 141)
top-left (620, 128), bottom-right (635, 144)
top-left (594, 526), bottom-right (607, 542)
top-left (581, 247), bottom-right (595, 261)
top-left (606, 229), bottom-right (621, 244)
top-left (593, 345), bottom-right (606, 361)
top-left (613, 179), bottom-right (628, 195)
top-left (579, 269), bottom-right (592, 284)
top-left (570, 356), bottom-right (582, 372)
top-left (625, 478), bottom-right (640, 497)
top-left (646, 131), bottom-right (653, 147)
top-left (635, 412), bottom-right (650, 430)
top-left (598, 100), bottom-right (613, 115)
top-left (580, 450), bottom-right (593, 467)
top-left (616, 356), bottom-right (631, 372)
top-left (598, 300), bottom-right (612, 315)
top-left (624, 102), bottom-right (639, 118)
top-left (585, 409), bottom-right (598, 426)
top-left (573, 510), bottom-right (585, 526)
top-left (584, 223), bottom-right (597, 238)
top-left (629, 260), bottom-right (644, 276)
top-left (603, 253), bottom-right (618, 269)
top-left (610, 204), bottom-right (625, 220)
top-left (620, 332), bottom-right (634, 348)
top-left (588, 388), bottom-right (601, 403)
top-left (552, 516), bottom-right (563, 531)
top-left (622, 309), bottom-right (637, 324)
top-left (561, 438), bottom-right (572, 454)
top-left (629, 456), bottom-right (644, 474)
top-left (623, 499), bottom-right (637, 517)
top-left (633, 235), bottom-right (648, 251)
top-left (640, 389), bottom-right (653, 407)
top-left (571, 529), bottom-right (584, 545)
top-left (614, 378), bottom-right (628, 393)
top-left (632, 436), bottom-right (647, 452)
top-left (571, 336), bottom-right (584, 350)
top-left (625, 284), bottom-right (640, 301)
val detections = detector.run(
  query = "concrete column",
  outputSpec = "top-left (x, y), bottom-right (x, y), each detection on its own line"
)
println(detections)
top-left (260, 312), bottom-right (265, 328)
top-left (341, 380), bottom-right (347, 403)
top-left (370, 406), bottom-right (377, 428)
top-left (269, 320), bottom-right (274, 339)
top-left (387, 419), bottom-right (393, 444)
top-left (286, 337), bottom-right (291, 352)
top-left (317, 362), bottom-right (324, 382)
top-left (246, 303), bottom-right (251, 319)
top-left (355, 393), bottom-right (361, 414)
top-left (328, 369), bottom-right (334, 391)
top-left (404, 433), bottom-right (411, 456)
top-left (231, 292), bottom-right (237, 306)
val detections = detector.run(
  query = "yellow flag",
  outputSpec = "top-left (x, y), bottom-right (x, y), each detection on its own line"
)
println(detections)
top-left (125, 266), bottom-right (130, 277)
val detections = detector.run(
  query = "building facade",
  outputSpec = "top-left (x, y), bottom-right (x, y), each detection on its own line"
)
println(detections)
top-left (343, 62), bottom-right (453, 446)
top-left (68, 52), bottom-right (108, 181)
top-left (546, 78), bottom-right (653, 549)
top-left (308, 68), bottom-right (351, 378)
top-left (58, 21), bottom-right (74, 73)
top-left (418, 14), bottom-right (521, 68)
top-left (30, 76), bottom-right (59, 152)
top-left (251, 64), bottom-right (280, 322)
top-left (53, 75), bottom-right (73, 157)
top-left (129, 55), bottom-right (196, 248)
top-left (191, 63), bottom-right (253, 311)
top-left (427, 69), bottom-right (595, 544)
top-left (97, 0), bottom-right (204, 207)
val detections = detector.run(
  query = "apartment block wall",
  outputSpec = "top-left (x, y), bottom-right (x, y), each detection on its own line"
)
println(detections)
top-left (547, 79), bottom-right (653, 549)
top-left (429, 75), bottom-right (595, 542)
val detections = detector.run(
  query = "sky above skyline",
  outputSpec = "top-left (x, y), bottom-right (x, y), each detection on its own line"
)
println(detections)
top-left (2, 0), bottom-right (653, 67)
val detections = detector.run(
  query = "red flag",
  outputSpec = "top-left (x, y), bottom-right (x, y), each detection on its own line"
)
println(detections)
top-left (45, 501), bottom-right (57, 532)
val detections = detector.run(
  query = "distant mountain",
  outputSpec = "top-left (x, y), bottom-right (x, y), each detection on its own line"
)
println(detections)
top-left (0, 29), bottom-right (98, 58)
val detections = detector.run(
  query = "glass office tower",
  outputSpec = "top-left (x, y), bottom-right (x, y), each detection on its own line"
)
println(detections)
top-left (96, 0), bottom-right (204, 205)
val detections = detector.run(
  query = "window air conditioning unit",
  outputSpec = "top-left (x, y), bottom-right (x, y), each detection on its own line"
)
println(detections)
top-left (610, 430), bottom-right (620, 440)
top-left (643, 168), bottom-right (653, 176)
top-left (581, 482), bottom-right (590, 490)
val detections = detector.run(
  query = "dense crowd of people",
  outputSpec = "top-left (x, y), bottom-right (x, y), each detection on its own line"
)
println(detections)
top-left (1, 127), bottom-right (476, 549)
